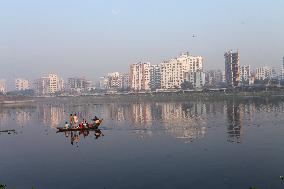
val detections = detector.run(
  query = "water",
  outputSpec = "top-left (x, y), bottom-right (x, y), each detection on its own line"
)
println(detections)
top-left (1, 99), bottom-right (284, 189)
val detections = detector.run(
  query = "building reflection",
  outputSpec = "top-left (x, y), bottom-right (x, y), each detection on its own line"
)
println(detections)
top-left (159, 103), bottom-right (207, 142)
top-left (4, 99), bottom-right (284, 143)
top-left (15, 110), bottom-right (32, 126)
top-left (0, 109), bottom-right (9, 126)
top-left (37, 104), bottom-right (65, 128)
top-left (102, 102), bottom-right (211, 142)
top-left (226, 101), bottom-right (243, 143)
top-left (0, 106), bottom-right (35, 127)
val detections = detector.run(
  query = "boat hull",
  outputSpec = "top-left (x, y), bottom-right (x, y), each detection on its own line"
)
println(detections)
top-left (57, 120), bottom-right (103, 132)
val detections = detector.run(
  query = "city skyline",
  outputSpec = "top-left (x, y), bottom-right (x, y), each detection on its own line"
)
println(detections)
top-left (1, 50), bottom-right (284, 92)
top-left (0, 0), bottom-right (284, 86)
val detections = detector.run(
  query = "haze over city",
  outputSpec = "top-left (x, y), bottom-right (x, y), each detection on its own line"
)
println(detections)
top-left (1, 0), bottom-right (284, 87)
top-left (2, 1), bottom-right (284, 189)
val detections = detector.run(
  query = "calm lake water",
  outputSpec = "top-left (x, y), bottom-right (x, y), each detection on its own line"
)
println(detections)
top-left (1, 99), bottom-right (284, 189)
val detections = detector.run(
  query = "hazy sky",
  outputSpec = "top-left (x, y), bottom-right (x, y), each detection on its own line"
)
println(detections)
top-left (1, 0), bottom-right (284, 86)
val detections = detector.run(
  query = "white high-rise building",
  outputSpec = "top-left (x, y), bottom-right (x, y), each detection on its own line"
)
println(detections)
top-left (15, 78), bottom-right (30, 91)
top-left (255, 66), bottom-right (272, 80)
top-left (107, 72), bottom-right (122, 89)
top-left (160, 52), bottom-right (203, 89)
top-left (34, 73), bottom-right (61, 95)
top-left (48, 74), bottom-right (59, 94)
top-left (0, 80), bottom-right (6, 93)
top-left (130, 62), bottom-right (151, 91)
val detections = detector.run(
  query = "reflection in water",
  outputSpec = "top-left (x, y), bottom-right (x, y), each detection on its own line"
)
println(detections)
top-left (1, 99), bottom-right (284, 143)
top-left (15, 110), bottom-right (32, 126)
top-left (0, 106), bottom-right (35, 128)
top-left (2, 100), bottom-right (284, 189)
top-left (38, 105), bottom-right (65, 128)
top-left (226, 101), bottom-right (243, 143)
top-left (58, 129), bottom-right (104, 146)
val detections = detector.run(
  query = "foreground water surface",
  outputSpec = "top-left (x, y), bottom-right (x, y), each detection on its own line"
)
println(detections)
top-left (1, 99), bottom-right (284, 189)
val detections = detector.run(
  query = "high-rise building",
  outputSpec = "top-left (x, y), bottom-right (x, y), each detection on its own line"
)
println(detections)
top-left (255, 66), bottom-right (272, 80)
top-left (107, 72), bottom-right (122, 89)
top-left (98, 72), bottom-right (130, 91)
top-left (48, 74), bottom-right (59, 94)
top-left (149, 64), bottom-right (161, 90)
top-left (0, 79), bottom-right (6, 93)
top-left (160, 52), bottom-right (203, 89)
top-left (15, 78), bottom-right (30, 91)
top-left (33, 77), bottom-right (50, 95)
top-left (224, 50), bottom-right (240, 87)
top-left (130, 62), bottom-right (151, 91)
top-left (67, 77), bottom-right (91, 93)
top-left (240, 65), bottom-right (251, 83)
top-left (98, 76), bottom-right (109, 90)
top-left (121, 73), bottom-right (130, 90)
top-left (33, 73), bottom-right (62, 95)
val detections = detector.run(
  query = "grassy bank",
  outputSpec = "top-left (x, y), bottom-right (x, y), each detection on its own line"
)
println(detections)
top-left (30, 91), bottom-right (284, 104)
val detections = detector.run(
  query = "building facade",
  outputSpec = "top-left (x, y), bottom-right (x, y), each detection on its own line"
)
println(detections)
top-left (33, 74), bottom-right (62, 95)
top-left (240, 65), bottom-right (251, 84)
top-left (160, 52), bottom-right (203, 89)
top-left (255, 66), bottom-right (272, 80)
top-left (130, 62), bottom-right (151, 91)
top-left (186, 71), bottom-right (206, 89)
top-left (0, 80), bottom-right (6, 93)
top-left (121, 73), bottom-right (130, 90)
top-left (107, 72), bottom-right (122, 90)
top-left (33, 77), bottom-right (50, 95)
top-left (15, 78), bottom-right (30, 91)
top-left (205, 70), bottom-right (225, 86)
top-left (149, 64), bottom-right (161, 90)
top-left (98, 76), bottom-right (109, 90)
top-left (48, 74), bottom-right (59, 93)
top-left (224, 50), bottom-right (240, 87)
top-left (67, 77), bottom-right (91, 93)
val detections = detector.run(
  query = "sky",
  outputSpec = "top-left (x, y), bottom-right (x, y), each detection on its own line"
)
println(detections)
top-left (0, 0), bottom-right (284, 88)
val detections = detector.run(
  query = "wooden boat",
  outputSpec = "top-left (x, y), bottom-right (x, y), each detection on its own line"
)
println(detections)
top-left (57, 119), bottom-right (103, 132)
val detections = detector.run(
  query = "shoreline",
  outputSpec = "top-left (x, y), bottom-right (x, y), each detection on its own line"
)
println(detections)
top-left (1, 91), bottom-right (284, 105)
top-left (21, 91), bottom-right (284, 103)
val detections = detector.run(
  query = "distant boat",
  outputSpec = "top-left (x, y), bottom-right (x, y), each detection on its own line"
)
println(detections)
top-left (56, 119), bottom-right (103, 132)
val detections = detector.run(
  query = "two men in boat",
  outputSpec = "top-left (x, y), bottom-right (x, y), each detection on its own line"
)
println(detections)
top-left (67, 113), bottom-right (101, 129)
